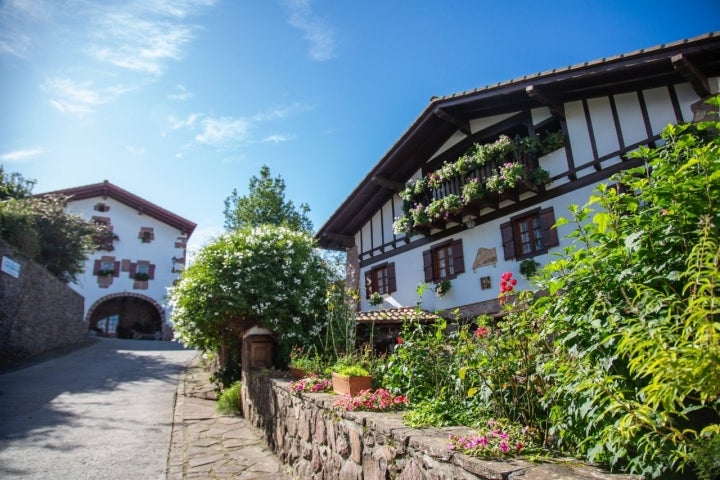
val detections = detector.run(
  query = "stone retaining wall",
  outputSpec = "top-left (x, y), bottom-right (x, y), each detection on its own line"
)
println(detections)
top-left (0, 239), bottom-right (86, 366)
top-left (241, 371), bottom-right (638, 480)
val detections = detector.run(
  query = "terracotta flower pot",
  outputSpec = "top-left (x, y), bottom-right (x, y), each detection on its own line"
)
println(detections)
top-left (289, 366), bottom-right (309, 380)
top-left (331, 372), bottom-right (372, 396)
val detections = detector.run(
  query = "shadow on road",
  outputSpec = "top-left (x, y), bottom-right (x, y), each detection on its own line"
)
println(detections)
top-left (0, 337), bottom-right (196, 454)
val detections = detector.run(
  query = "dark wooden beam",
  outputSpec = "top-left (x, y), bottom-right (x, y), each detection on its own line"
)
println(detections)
top-left (434, 108), bottom-right (471, 135)
top-left (672, 54), bottom-right (711, 98)
top-left (371, 175), bottom-right (404, 192)
top-left (323, 232), bottom-right (355, 247)
top-left (525, 85), bottom-right (565, 118)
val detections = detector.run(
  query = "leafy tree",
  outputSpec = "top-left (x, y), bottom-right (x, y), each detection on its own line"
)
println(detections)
top-left (223, 165), bottom-right (313, 233)
top-left (169, 225), bottom-right (332, 370)
top-left (0, 165), bottom-right (35, 199)
top-left (0, 194), bottom-right (106, 282)
top-left (0, 167), bottom-right (105, 283)
top-left (535, 102), bottom-right (720, 478)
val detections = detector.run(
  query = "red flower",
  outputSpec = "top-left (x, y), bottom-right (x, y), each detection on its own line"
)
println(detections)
top-left (397, 336), bottom-right (404, 345)
top-left (474, 326), bottom-right (489, 338)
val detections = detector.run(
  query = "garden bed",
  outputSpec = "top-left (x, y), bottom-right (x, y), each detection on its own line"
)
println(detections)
top-left (240, 371), bottom-right (639, 480)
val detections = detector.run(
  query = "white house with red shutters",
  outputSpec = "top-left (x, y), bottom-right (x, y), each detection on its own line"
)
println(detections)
top-left (317, 33), bottom-right (720, 322)
top-left (42, 181), bottom-right (196, 339)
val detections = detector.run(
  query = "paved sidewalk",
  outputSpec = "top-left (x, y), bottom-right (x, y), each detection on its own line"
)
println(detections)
top-left (166, 356), bottom-right (291, 479)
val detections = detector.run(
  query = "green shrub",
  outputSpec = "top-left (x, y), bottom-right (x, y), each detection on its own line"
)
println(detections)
top-left (534, 104), bottom-right (720, 478)
top-left (332, 365), bottom-right (369, 377)
top-left (216, 381), bottom-right (242, 415)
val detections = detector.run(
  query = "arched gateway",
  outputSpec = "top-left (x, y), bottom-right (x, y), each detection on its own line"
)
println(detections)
top-left (87, 293), bottom-right (166, 339)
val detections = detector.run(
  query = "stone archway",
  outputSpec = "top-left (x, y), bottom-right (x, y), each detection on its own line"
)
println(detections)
top-left (87, 293), bottom-right (165, 339)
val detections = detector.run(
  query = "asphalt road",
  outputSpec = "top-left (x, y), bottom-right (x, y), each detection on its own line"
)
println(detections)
top-left (0, 337), bottom-right (197, 479)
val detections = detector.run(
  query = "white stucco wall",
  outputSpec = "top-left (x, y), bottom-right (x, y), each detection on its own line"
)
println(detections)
top-left (361, 183), bottom-right (597, 312)
top-left (65, 196), bottom-right (188, 324)
top-left (355, 78), bottom-right (714, 314)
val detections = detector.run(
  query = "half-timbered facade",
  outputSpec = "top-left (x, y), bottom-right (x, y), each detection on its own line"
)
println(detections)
top-left (317, 33), bottom-right (720, 317)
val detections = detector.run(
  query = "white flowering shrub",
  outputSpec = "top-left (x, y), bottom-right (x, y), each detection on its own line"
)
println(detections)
top-left (168, 225), bottom-right (332, 355)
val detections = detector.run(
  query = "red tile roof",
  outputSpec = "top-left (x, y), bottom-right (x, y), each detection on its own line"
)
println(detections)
top-left (356, 307), bottom-right (442, 325)
top-left (40, 180), bottom-right (197, 237)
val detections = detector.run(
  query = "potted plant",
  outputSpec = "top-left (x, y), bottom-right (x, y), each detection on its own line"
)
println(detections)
top-left (133, 272), bottom-right (150, 281)
top-left (288, 345), bottom-right (323, 379)
top-left (519, 259), bottom-right (540, 279)
top-left (331, 364), bottom-right (373, 396)
top-left (368, 291), bottom-right (383, 307)
top-left (434, 279), bottom-right (452, 298)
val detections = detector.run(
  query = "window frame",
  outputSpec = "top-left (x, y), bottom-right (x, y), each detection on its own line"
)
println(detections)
top-left (364, 262), bottom-right (397, 299)
top-left (423, 239), bottom-right (465, 283)
top-left (501, 207), bottom-right (559, 261)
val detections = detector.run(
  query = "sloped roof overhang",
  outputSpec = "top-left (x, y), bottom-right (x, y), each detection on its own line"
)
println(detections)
top-left (41, 180), bottom-right (197, 237)
top-left (316, 32), bottom-right (720, 250)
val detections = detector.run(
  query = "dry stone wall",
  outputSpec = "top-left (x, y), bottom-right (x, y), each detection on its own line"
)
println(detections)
top-left (0, 240), bottom-right (86, 366)
top-left (241, 371), bottom-right (639, 480)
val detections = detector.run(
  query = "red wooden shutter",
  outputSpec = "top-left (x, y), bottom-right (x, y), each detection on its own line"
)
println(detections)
top-left (113, 261), bottom-right (121, 277)
top-left (387, 263), bottom-right (397, 293)
top-left (129, 263), bottom-right (137, 276)
top-left (540, 207), bottom-right (559, 249)
top-left (500, 221), bottom-right (516, 260)
top-left (148, 264), bottom-right (156, 280)
top-left (451, 239), bottom-right (465, 275)
top-left (422, 249), bottom-right (434, 282)
top-left (364, 270), bottom-right (373, 299)
top-left (93, 259), bottom-right (101, 275)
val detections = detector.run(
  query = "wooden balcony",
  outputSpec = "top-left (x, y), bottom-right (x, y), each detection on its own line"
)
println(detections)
top-left (405, 152), bottom-right (544, 236)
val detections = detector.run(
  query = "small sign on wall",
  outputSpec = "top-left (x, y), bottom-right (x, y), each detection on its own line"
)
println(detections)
top-left (1, 256), bottom-right (21, 278)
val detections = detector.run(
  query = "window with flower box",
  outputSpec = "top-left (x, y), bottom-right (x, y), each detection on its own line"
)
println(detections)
top-left (500, 207), bottom-right (559, 260)
top-left (129, 261), bottom-right (155, 281)
top-left (93, 258), bottom-right (119, 276)
top-left (365, 262), bottom-right (396, 298)
top-left (423, 239), bottom-right (465, 283)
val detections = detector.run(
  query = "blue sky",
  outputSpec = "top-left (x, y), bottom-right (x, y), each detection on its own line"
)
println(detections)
top-left (1, 0), bottom-right (718, 251)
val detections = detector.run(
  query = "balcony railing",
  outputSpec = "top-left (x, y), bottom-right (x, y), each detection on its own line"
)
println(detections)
top-left (394, 152), bottom-right (548, 236)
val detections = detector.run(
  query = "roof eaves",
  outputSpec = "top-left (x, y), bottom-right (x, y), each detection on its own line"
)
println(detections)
top-left (40, 180), bottom-right (197, 237)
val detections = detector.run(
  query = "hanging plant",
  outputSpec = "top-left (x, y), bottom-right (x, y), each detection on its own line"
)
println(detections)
top-left (461, 177), bottom-right (484, 203)
top-left (393, 130), bottom-right (563, 235)
top-left (519, 259), bottom-right (540, 278)
top-left (486, 162), bottom-right (525, 193)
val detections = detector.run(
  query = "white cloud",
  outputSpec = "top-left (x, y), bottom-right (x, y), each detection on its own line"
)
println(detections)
top-left (139, 0), bottom-right (217, 19)
top-left (125, 145), bottom-right (145, 156)
top-left (169, 103), bottom-right (305, 148)
top-left (195, 116), bottom-right (250, 146)
top-left (262, 134), bottom-right (296, 144)
top-left (89, 13), bottom-right (195, 75)
top-left (42, 78), bottom-right (131, 116)
top-left (168, 84), bottom-right (193, 101)
top-left (0, 147), bottom-right (46, 163)
top-left (168, 113), bottom-right (201, 130)
top-left (283, 0), bottom-right (336, 61)
top-left (252, 102), bottom-right (306, 122)
top-left (0, 0), bottom-right (52, 58)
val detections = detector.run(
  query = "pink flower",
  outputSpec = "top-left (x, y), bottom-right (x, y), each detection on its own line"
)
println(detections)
top-left (474, 326), bottom-right (489, 338)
